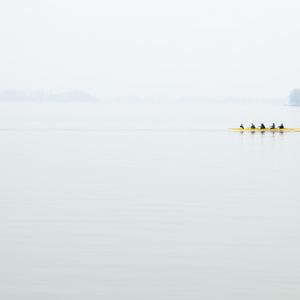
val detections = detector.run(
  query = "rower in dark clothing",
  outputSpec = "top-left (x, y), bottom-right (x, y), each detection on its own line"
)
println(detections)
top-left (278, 123), bottom-right (284, 129)
top-left (270, 123), bottom-right (275, 129)
top-left (240, 124), bottom-right (244, 129)
top-left (260, 123), bottom-right (266, 129)
top-left (250, 123), bottom-right (256, 129)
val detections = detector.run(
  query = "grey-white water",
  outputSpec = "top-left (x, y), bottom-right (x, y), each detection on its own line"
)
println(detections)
top-left (0, 102), bottom-right (300, 299)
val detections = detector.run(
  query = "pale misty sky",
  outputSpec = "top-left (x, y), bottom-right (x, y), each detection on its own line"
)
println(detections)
top-left (0, 0), bottom-right (299, 100)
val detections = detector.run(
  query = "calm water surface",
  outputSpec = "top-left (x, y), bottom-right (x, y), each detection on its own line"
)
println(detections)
top-left (0, 103), bottom-right (300, 299)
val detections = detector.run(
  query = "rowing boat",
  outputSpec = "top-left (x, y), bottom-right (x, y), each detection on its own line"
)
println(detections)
top-left (229, 128), bottom-right (300, 132)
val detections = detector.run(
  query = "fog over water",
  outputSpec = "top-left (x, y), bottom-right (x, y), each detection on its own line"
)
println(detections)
top-left (0, 102), bottom-right (300, 299)
top-left (1, 0), bottom-right (300, 99)
top-left (1, 0), bottom-right (300, 298)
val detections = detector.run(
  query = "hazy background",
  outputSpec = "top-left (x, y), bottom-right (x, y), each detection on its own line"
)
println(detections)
top-left (0, 0), bottom-right (299, 101)
top-left (2, 2), bottom-right (300, 299)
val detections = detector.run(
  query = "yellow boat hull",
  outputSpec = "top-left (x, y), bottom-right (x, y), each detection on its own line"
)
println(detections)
top-left (229, 128), bottom-right (300, 132)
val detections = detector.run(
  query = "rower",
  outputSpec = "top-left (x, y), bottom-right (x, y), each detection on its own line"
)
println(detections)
top-left (279, 123), bottom-right (284, 129)
top-left (240, 124), bottom-right (244, 129)
top-left (251, 123), bottom-right (256, 129)
top-left (260, 123), bottom-right (266, 129)
top-left (270, 123), bottom-right (275, 129)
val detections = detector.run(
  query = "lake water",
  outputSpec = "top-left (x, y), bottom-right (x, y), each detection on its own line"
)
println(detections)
top-left (0, 102), bottom-right (300, 299)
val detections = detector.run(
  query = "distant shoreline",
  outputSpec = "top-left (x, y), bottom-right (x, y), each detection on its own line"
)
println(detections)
top-left (0, 90), bottom-right (98, 102)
